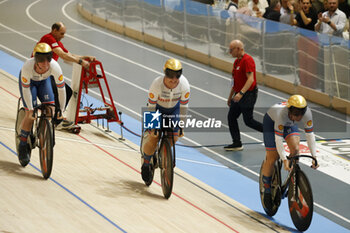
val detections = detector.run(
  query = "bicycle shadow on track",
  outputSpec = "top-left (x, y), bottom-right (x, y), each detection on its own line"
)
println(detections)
top-left (98, 179), bottom-right (165, 200)
top-left (0, 160), bottom-right (42, 180)
top-left (91, 131), bottom-right (116, 142)
top-left (256, 211), bottom-right (301, 233)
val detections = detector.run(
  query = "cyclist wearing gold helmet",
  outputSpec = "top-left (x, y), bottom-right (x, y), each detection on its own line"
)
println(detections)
top-left (18, 43), bottom-right (66, 167)
top-left (140, 58), bottom-right (190, 183)
top-left (260, 95), bottom-right (318, 210)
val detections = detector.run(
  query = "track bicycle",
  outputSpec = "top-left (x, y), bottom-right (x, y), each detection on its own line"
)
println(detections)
top-left (15, 97), bottom-right (57, 179)
top-left (259, 155), bottom-right (318, 231)
top-left (140, 128), bottom-right (176, 199)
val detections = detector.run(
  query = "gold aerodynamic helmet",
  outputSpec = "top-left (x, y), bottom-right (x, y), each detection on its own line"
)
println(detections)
top-left (33, 43), bottom-right (53, 63)
top-left (164, 58), bottom-right (182, 79)
top-left (287, 95), bottom-right (307, 116)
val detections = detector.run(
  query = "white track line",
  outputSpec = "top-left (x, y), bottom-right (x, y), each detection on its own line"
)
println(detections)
top-left (0, 0), bottom-right (348, 224)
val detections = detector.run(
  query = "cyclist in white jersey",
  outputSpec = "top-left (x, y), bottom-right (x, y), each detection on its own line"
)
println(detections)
top-left (17, 43), bottom-right (66, 167)
top-left (261, 95), bottom-right (318, 210)
top-left (141, 58), bottom-right (190, 183)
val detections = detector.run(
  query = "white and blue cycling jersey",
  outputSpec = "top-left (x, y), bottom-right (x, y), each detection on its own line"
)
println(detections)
top-left (147, 75), bottom-right (190, 133)
top-left (263, 102), bottom-right (316, 160)
top-left (19, 58), bottom-right (66, 111)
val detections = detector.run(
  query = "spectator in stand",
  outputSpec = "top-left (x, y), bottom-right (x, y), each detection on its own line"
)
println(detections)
top-left (248, 0), bottom-right (269, 17)
top-left (280, 0), bottom-right (297, 25)
top-left (263, 0), bottom-right (282, 21)
top-left (323, 0), bottom-right (330, 12)
top-left (338, 0), bottom-right (350, 18)
top-left (292, 0), bottom-right (318, 30)
top-left (343, 18), bottom-right (349, 39)
top-left (315, 0), bottom-right (347, 37)
top-left (239, 0), bottom-right (249, 8)
top-left (311, 0), bottom-right (324, 13)
top-left (227, 0), bottom-right (239, 12)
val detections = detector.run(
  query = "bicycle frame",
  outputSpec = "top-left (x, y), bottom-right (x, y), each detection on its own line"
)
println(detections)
top-left (140, 127), bottom-right (176, 167)
top-left (154, 128), bottom-right (176, 167)
top-left (32, 104), bottom-right (55, 148)
top-left (280, 155), bottom-right (317, 200)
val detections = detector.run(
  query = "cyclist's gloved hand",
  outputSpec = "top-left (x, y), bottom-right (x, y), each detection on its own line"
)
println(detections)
top-left (53, 109), bottom-right (63, 126)
top-left (311, 157), bottom-right (319, 169)
top-left (179, 127), bottom-right (184, 137)
top-left (283, 159), bottom-right (291, 171)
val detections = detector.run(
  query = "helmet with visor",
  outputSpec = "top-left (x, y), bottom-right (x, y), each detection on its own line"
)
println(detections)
top-left (287, 95), bottom-right (307, 116)
top-left (164, 58), bottom-right (182, 79)
top-left (33, 43), bottom-right (53, 63)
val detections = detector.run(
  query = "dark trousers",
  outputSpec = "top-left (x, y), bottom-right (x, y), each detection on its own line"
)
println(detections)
top-left (227, 88), bottom-right (263, 142)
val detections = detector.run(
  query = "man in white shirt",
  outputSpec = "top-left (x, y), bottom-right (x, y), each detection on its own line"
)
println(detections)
top-left (315, 0), bottom-right (347, 37)
top-left (248, 0), bottom-right (269, 17)
top-left (227, 0), bottom-right (239, 12)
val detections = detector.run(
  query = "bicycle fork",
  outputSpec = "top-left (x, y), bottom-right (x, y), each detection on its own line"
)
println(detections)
top-left (289, 168), bottom-right (310, 218)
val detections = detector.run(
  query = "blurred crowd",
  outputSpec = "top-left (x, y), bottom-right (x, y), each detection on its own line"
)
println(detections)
top-left (212, 0), bottom-right (350, 39)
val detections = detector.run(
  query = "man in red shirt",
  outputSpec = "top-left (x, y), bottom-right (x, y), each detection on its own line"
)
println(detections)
top-left (224, 40), bottom-right (263, 151)
top-left (38, 22), bottom-right (95, 126)
top-left (39, 22), bottom-right (95, 68)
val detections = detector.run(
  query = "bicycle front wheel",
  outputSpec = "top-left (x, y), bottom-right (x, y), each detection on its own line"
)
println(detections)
top-left (288, 170), bottom-right (313, 232)
top-left (159, 137), bottom-right (174, 199)
top-left (15, 107), bottom-right (26, 155)
top-left (38, 118), bottom-right (54, 179)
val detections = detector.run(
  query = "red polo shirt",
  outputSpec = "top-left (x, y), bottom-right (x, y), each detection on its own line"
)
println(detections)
top-left (232, 53), bottom-right (257, 92)
top-left (38, 33), bottom-right (68, 61)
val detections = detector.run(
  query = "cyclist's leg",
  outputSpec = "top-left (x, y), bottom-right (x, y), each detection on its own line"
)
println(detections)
top-left (166, 103), bottom-right (180, 146)
top-left (38, 78), bottom-right (55, 118)
top-left (284, 125), bottom-right (300, 168)
top-left (261, 113), bottom-right (279, 209)
top-left (262, 113), bottom-right (278, 178)
top-left (285, 126), bottom-right (300, 156)
top-left (141, 129), bottom-right (158, 182)
top-left (18, 78), bottom-right (37, 165)
top-left (19, 76), bottom-right (37, 131)
top-left (142, 129), bottom-right (159, 159)
top-left (262, 151), bottom-right (279, 177)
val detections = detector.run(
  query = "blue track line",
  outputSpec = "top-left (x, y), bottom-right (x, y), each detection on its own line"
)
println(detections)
top-left (1, 49), bottom-right (349, 232)
top-left (0, 141), bottom-right (127, 233)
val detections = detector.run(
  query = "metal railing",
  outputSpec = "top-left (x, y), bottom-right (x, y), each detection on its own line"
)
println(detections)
top-left (79, 0), bottom-right (350, 100)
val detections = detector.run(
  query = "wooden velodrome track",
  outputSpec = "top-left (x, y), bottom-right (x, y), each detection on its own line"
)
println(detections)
top-left (0, 71), bottom-right (288, 232)
top-left (1, 0), bottom-right (350, 232)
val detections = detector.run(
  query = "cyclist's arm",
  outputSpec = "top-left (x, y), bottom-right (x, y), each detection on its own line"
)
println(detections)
top-left (179, 77), bottom-right (190, 122)
top-left (147, 79), bottom-right (159, 112)
top-left (53, 47), bottom-right (81, 65)
top-left (274, 121), bottom-right (287, 160)
top-left (275, 135), bottom-right (287, 160)
top-left (147, 92), bottom-right (157, 112)
top-left (51, 60), bottom-right (66, 111)
top-left (303, 109), bottom-right (317, 157)
top-left (305, 132), bottom-right (316, 157)
top-left (20, 63), bottom-right (34, 110)
top-left (179, 96), bottom-right (190, 122)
